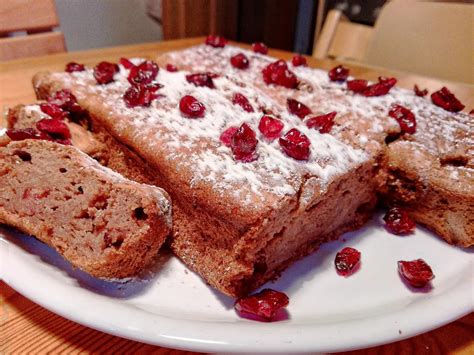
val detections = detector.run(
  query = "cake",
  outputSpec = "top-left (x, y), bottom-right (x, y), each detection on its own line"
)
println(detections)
top-left (32, 59), bottom-right (378, 296)
top-left (157, 42), bottom-right (474, 247)
top-left (0, 138), bottom-right (172, 279)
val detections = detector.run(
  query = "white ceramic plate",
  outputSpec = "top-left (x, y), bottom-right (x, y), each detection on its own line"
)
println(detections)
top-left (1, 213), bottom-right (473, 353)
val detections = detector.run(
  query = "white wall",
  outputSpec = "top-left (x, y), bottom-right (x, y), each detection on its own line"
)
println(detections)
top-left (55, 0), bottom-right (163, 51)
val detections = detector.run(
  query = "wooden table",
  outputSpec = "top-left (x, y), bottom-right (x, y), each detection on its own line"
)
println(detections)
top-left (0, 37), bottom-right (473, 354)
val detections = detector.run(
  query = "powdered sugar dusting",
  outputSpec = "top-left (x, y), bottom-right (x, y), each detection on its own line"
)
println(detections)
top-left (162, 44), bottom-right (473, 162)
top-left (44, 61), bottom-right (367, 209)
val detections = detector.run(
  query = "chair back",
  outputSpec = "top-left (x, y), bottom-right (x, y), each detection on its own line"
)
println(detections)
top-left (312, 9), bottom-right (373, 62)
top-left (0, 0), bottom-right (66, 61)
top-left (365, 2), bottom-right (473, 84)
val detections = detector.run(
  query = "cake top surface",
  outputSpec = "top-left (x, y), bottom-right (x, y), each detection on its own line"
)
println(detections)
top-left (40, 60), bottom-right (369, 212)
top-left (160, 44), bottom-right (474, 174)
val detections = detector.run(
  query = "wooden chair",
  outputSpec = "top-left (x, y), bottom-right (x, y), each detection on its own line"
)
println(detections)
top-left (313, 2), bottom-right (473, 84)
top-left (364, 1), bottom-right (473, 84)
top-left (312, 9), bottom-right (373, 62)
top-left (0, 0), bottom-right (66, 61)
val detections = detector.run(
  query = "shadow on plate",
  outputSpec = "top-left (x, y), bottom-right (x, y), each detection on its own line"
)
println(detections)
top-left (0, 225), bottom-right (172, 299)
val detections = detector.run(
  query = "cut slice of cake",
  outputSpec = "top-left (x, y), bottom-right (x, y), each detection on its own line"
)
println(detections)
top-left (0, 138), bottom-right (172, 279)
top-left (32, 60), bottom-right (378, 296)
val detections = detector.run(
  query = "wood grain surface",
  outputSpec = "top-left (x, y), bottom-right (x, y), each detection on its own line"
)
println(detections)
top-left (0, 37), bottom-right (473, 354)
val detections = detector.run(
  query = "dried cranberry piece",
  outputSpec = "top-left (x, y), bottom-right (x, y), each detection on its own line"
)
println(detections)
top-left (414, 84), bottom-right (428, 97)
top-left (258, 115), bottom-right (284, 140)
top-left (186, 73), bottom-right (215, 89)
top-left (220, 127), bottom-right (239, 147)
top-left (262, 60), bottom-right (298, 89)
top-left (470, 109), bottom-right (474, 115)
top-left (252, 42), bottom-right (269, 55)
top-left (128, 60), bottom-right (159, 85)
top-left (328, 65), bottom-right (349, 82)
top-left (335, 247), bottom-right (361, 276)
top-left (347, 79), bottom-right (368, 93)
top-left (383, 207), bottom-right (416, 235)
top-left (347, 77), bottom-right (397, 96)
top-left (231, 123), bottom-right (258, 162)
top-left (431, 87), bottom-right (465, 112)
top-left (93, 61), bottom-right (119, 84)
top-left (388, 104), bottom-right (416, 134)
top-left (279, 128), bottom-right (310, 161)
top-left (235, 289), bottom-right (289, 321)
top-left (306, 111), bottom-right (337, 134)
top-left (47, 89), bottom-right (80, 113)
top-left (230, 53), bottom-right (250, 69)
top-left (362, 77), bottom-right (397, 97)
top-left (65, 62), bottom-right (85, 73)
top-left (291, 54), bottom-right (307, 67)
top-left (398, 259), bottom-right (434, 288)
top-left (6, 128), bottom-right (48, 141)
top-left (232, 93), bottom-right (254, 112)
top-left (123, 83), bottom-right (162, 108)
top-left (119, 57), bottom-right (136, 69)
top-left (40, 103), bottom-right (68, 120)
top-left (287, 98), bottom-right (312, 119)
top-left (179, 95), bottom-right (206, 118)
top-left (205, 35), bottom-right (226, 48)
top-left (36, 118), bottom-right (72, 141)
top-left (165, 63), bottom-right (178, 72)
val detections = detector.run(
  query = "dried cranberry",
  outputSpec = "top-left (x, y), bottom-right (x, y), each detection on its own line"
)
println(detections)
top-left (388, 104), bottom-right (416, 134)
top-left (93, 61), bottom-right (119, 84)
top-left (362, 77), bottom-right (397, 97)
top-left (128, 60), bottom-right (159, 85)
top-left (262, 60), bottom-right (298, 89)
top-left (306, 111), bottom-right (337, 134)
top-left (335, 247), bottom-right (361, 276)
top-left (230, 53), bottom-right (250, 69)
top-left (220, 127), bottom-right (239, 147)
top-left (431, 87), bottom-right (465, 112)
top-left (40, 103), bottom-right (68, 120)
top-left (291, 54), bottom-right (307, 67)
top-left (279, 128), bottom-right (310, 161)
top-left (470, 109), bottom-right (474, 115)
top-left (232, 93), bottom-right (254, 112)
top-left (186, 73), bottom-right (215, 89)
top-left (347, 79), bottom-right (368, 93)
top-left (383, 207), bottom-right (416, 235)
top-left (166, 63), bottom-right (178, 72)
top-left (414, 84), bottom-right (428, 97)
top-left (119, 57), bottom-right (136, 69)
top-left (398, 259), bottom-right (434, 288)
top-left (235, 289), bottom-right (289, 321)
top-left (252, 42), bottom-right (269, 55)
top-left (65, 62), bottom-right (85, 73)
top-left (348, 77), bottom-right (397, 96)
top-left (231, 123), bottom-right (258, 162)
top-left (258, 115), bottom-right (284, 140)
top-left (287, 98), bottom-right (312, 119)
top-left (36, 118), bottom-right (71, 141)
top-left (123, 83), bottom-right (162, 108)
top-left (179, 95), bottom-right (206, 118)
top-left (6, 128), bottom-right (48, 141)
top-left (205, 35), bottom-right (226, 48)
top-left (328, 65), bottom-right (349, 82)
top-left (47, 89), bottom-right (80, 113)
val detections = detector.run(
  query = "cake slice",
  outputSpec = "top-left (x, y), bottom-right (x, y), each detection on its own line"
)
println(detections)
top-left (157, 42), bottom-right (474, 247)
top-left (0, 138), bottom-right (172, 279)
top-left (32, 60), bottom-right (377, 296)
top-left (6, 103), bottom-right (158, 185)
